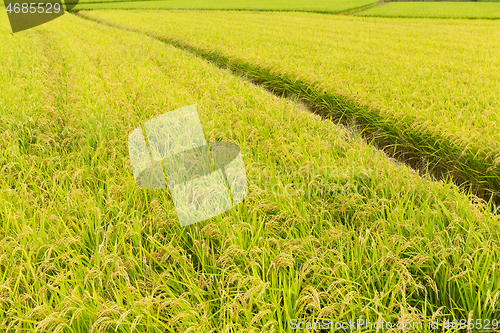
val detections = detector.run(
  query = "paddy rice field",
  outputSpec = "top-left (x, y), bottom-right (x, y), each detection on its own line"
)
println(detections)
top-left (1, 1), bottom-right (500, 332)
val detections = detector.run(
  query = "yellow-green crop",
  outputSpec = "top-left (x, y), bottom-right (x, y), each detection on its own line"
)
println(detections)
top-left (1, 10), bottom-right (500, 332)
top-left (80, 10), bottom-right (500, 202)
top-left (356, 2), bottom-right (500, 19)
top-left (72, 0), bottom-right (376, 13)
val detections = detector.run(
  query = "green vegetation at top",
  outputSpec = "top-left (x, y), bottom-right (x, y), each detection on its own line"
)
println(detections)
top-left (80, 10), bottom-right (500, 200)
top-left (356, 2), bottom-right (500, 18)
top-left (2, 11), bottom-right (500, 331)
top-left (72, 0), bottom-right (377, 13)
